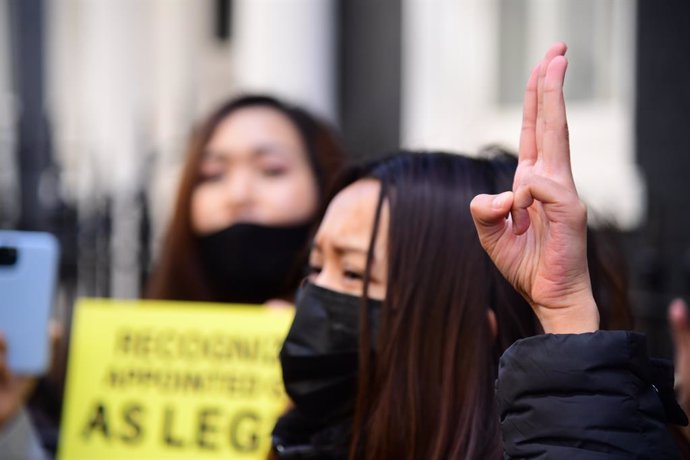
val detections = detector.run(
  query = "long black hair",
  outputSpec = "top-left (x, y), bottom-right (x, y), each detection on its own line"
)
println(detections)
top-left (327, 152), bottom-right (525, 459)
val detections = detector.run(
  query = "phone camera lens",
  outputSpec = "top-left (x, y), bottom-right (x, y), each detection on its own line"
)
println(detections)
top-left (0, 247), bottom-right (18, 266)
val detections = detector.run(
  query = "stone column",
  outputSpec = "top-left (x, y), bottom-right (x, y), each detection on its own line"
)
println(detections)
top-left (232, 0), bottom-right (337, 122)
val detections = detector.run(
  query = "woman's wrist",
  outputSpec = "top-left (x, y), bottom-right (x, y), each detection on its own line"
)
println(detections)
top-left (535, 294), bottom-right (600, 334)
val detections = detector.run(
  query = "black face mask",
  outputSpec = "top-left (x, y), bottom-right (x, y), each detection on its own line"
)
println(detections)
top-left (279, 282), bottom-right (382, 423)
top-left (198, 222), bottom-right (311, 304)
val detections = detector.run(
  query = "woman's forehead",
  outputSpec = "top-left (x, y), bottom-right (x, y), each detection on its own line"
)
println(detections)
top-left (316, 179), bottom-right (385, 250)
top-left (206, 107), bottom-right (303, 153)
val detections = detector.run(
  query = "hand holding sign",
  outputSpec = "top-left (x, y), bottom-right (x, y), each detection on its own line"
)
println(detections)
top-left (0, 333), bottom-right (36, 429)
top-left (470, 43), bottom-right (599, 334)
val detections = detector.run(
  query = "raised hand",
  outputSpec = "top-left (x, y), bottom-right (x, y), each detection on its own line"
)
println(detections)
top-left (670, 298), bottom-right (690, 439)
top-left (470, 43), bottom-right (599, 334)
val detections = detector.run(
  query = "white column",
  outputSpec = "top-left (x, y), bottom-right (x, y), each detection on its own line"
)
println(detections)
top-left (401, 0), bottom-right (498, 152)
top-left (232, 0), bottom-right (337, 122)
top-left (148, 0), bottom-right (206, 255)
top-left (0, 0), bottom-right (18, 225)
top-left (47, 0), bottom-right (152, 203)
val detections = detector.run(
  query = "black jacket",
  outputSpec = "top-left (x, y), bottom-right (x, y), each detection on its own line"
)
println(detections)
top-left (274, 331), bottom-right (685, 459)
top-left (498, 331), bottom-right (685, 459)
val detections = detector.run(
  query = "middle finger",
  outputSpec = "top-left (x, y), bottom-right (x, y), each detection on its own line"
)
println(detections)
top-left (537, 43), bottom-right (568, 158)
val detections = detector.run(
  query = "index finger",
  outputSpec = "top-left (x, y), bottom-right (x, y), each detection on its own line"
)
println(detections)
top-left (536, 43), bottom-right (568, 158)
top-left (518, 63), bottom-right (540, 165)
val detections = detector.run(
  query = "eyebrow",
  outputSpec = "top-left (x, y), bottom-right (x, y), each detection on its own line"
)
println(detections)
top-left (203, 144), bottom-right (292, 161)
top-left (311, 240), bottom-right (370, 257)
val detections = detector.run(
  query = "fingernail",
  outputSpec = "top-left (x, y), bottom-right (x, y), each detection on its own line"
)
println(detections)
top-left (493, 192), bottom-right (510, 209)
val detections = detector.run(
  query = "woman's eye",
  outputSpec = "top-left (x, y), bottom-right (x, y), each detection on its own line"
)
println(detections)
top-left (344, 270), bottom-right (364, 281)
top-left (261, 167), bottom-right (288, 178)
top-left (200, 172), bottom-right (224, 182)
top-left (307, 265), bottom-right (322, 276)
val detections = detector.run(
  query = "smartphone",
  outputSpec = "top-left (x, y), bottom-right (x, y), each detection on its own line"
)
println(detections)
top-left (0, 230), bottom-right (59, 374)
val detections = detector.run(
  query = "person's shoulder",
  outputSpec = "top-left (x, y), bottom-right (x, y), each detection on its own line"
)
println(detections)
top-left (498, 331), bottom-right (683, 460)
top-left (0, 408), bottom-right (50, 460)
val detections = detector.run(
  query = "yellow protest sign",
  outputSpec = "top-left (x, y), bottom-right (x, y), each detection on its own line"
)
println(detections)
top-left (58, 298), bottom-right (294, 460)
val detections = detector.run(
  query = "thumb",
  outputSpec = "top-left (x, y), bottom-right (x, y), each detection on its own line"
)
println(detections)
top-left (470, 191), bottom-right (513, 249)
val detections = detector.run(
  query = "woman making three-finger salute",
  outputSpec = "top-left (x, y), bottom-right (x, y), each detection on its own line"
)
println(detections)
top-left (471, 43), bottom-right (597, 335)
top-left (471, 43), bottom-right (684, 458)
top-left (272, 43), bottom-right (684, 459)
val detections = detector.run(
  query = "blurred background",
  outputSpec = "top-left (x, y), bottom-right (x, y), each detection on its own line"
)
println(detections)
top-left (0, 0), bottom-right (688, 356)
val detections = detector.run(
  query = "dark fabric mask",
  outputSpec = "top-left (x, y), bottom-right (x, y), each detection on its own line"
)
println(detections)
top-left (279, 282), bottom-right (382, 423)
top-left (198, 222), bottom-right (311, 304)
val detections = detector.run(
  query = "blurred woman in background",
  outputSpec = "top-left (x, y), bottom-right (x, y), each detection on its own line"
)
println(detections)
top-left (0, 95), bottom-right (347, 458)
top-left (146, 95), bottom-right (346, 305)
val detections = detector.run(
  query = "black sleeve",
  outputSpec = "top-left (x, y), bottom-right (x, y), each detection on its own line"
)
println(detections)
top-left (497, 331), bottom-right (686, 459)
